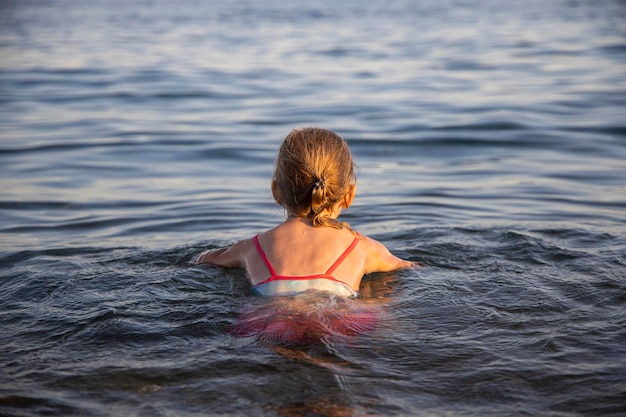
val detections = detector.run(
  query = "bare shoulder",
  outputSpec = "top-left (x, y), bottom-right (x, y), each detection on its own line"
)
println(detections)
top-left (357, 233), bottom-right (415, 274)
top-left (194, 237), bottom-right (254, 267)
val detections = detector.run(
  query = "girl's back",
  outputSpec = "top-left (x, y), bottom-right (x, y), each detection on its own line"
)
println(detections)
top-left (194, 127), bottom-right (413, 296)
top-left (251, 218), bottom-right (364, 291)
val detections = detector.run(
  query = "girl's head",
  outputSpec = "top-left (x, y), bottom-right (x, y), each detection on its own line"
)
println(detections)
top-left (272, 127), bottom-right (357, 229)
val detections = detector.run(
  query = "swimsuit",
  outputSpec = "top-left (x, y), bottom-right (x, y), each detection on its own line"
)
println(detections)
top-left (251, 234), bottom-right (360, 297)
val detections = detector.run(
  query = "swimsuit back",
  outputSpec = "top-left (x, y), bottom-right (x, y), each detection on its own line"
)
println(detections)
top-left (251, 234), bottom-right (359, 297)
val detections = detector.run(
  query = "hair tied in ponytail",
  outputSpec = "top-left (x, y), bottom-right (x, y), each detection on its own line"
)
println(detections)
top-left (272, 127), bottom-right (356, 231)
top-left (311, 177), bottom-right (327, 215)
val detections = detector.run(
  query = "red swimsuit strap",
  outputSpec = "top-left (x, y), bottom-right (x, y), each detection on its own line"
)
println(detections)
top-left (325, 234), bottom-right (360, 275)
top-left (253, 235), bottom-right (277, 277)
top-left (253, 233), bottom-right (360, 283)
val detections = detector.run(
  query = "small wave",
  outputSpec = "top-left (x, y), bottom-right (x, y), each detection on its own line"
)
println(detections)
top-left (431, 121), bottom-right (529, 131)
top-left (35, 90), bottom-right (225, 104)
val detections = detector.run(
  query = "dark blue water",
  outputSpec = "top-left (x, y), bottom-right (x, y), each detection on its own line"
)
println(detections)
top-left (1, 1), bottom-right (625, 416)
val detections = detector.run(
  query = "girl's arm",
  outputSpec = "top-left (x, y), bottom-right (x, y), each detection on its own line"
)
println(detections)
top-left (194, 239), bottom-right (248, 267)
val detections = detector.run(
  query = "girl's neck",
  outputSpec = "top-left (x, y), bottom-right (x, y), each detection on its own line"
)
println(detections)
top-left (286, 214), bottom-right (308, 221)
top-left (285, 205), bottom-right (341, 221)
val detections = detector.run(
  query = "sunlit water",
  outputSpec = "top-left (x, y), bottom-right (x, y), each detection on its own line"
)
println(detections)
top-left (1, 1), bottom-right (625, 416)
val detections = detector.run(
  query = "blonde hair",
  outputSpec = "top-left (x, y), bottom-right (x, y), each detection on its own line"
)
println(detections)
top-left (272, 127), bottom-right (356, 229)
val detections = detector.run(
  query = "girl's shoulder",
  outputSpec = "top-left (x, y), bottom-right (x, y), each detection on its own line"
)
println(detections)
top-left (354, 231), bottom-right (414, 274)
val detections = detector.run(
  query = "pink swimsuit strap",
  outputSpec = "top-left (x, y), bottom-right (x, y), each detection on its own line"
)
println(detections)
top-left (252, 234), bottom-right (360, 286)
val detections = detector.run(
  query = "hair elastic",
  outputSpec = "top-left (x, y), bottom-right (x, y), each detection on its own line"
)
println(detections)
top-left (314, 178), bottom-right (326, 189)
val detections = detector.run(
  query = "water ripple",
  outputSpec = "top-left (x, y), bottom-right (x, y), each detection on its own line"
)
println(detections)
top-left (1, 0), bottom-right (625, 415)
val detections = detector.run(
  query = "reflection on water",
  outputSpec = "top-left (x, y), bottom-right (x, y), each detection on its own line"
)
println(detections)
top-left (1, 0), bottom-right (625, 416)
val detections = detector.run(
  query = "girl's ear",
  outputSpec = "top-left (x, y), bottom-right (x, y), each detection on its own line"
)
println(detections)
top-left (341, 184), bottom-right (357, 209)
top-left (271, 180), bottom-right (282, 205)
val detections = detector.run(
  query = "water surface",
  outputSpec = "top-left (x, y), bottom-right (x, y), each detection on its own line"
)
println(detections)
top-left (1, 1), bottom-right (625, 416)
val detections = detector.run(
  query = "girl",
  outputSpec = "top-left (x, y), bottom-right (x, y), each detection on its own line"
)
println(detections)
top-left (194, 127), bottom-right (414, 297)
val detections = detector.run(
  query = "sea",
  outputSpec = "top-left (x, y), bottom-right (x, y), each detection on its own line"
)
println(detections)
top-left (1, 1), bottom-right (625, 416)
